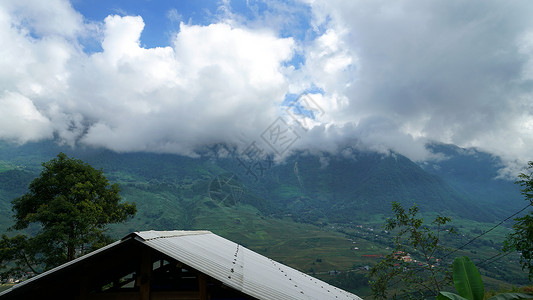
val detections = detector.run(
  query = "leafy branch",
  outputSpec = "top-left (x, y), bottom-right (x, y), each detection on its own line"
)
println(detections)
top-left (370, 202), bottom-right (455, 299)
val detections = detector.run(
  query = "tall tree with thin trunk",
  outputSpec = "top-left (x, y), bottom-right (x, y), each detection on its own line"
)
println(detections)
top-left (0, 153), bottom-right (136, 278)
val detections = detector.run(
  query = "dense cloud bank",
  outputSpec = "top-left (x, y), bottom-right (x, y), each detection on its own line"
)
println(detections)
top-left (1, 0), bottom-right (533, 175)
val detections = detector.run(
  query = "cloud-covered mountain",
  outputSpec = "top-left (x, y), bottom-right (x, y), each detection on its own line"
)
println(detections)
top-left (0, 140), bottom-right (515, 225)
top-left (1, 0), bottom-right (533, 174)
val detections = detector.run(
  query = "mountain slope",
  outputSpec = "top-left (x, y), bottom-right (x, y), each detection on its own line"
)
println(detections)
top-left (0, 142), bottom-right (505, 230)
top-left (233, 151), bottom-right (498, 222)
top-left (422, 143), bottom-right (524, 216)
top-left (0, 141), bottom-right (529, 294)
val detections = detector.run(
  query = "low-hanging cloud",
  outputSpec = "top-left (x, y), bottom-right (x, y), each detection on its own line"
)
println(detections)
top-left (1, 1), bottom-right (295, 156)
top-left (2, 0), bottom-right (533, 174)
top-left (301, 0), bottom-right (533, 171)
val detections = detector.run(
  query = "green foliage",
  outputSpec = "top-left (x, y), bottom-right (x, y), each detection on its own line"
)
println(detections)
top-left (370, 202), bottom-right (455, 299)
top-left (504, 161), bottom-right (533, 281)
top-left (486, 286), bottom-right (533, 298)
top-left (0, 153), bottom-right (136, 278)
top-left (322, 271), bottom-right (370, 294)
top-left (452, 256), bottom-right (484, 300)
top-left (437, 291), bottom-right (469, 300)
top-left (0, 142), bottom-right (530, 294)
top-left (438, 256), bottom-right (533, 300)
top-left (0, 234), bottom-right (34, 278)
top-left (0, 170), bottom-right (35, 195)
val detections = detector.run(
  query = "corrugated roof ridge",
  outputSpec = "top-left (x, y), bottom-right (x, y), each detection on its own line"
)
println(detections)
top-left (134, 230), bottom-right (213, 241)
top-left (227, 243), bottom-right (242, 282)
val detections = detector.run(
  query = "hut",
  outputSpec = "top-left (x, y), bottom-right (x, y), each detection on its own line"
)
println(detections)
top-left (0, 230), bottom-right (362, 300)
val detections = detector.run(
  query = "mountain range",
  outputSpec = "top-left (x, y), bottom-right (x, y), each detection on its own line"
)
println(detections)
top-left (0, 140), bottom-right (525, 230)
top-left (0, 140), bottom-right (528, 295)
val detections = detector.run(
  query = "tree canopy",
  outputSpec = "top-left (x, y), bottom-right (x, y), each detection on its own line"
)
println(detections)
top-left (504, 161), bottom-right (533, 281)
top-left (0, 153), bottom-right (136, 277)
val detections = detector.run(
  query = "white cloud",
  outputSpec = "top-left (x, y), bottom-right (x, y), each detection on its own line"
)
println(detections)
top-left (298, 0), bottom-right (533, 167)
top-left (0, 5), bottom-right (295, 155)
top-left (77, 18), bottom-right (295, 155)
top-left (0, 92), bottom-right (53, 143)
top-left (2, 0), bottom-right (533, 173)
top-left (100, 15), bottom-right (145, 62)
top-left (166, 8), bottom-right (182, 24)
top-left (2, 0), bottom-right (83, 38)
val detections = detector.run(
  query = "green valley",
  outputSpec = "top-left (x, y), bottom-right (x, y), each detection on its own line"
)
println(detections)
top-left (0, 141), bottom-right (530, 297)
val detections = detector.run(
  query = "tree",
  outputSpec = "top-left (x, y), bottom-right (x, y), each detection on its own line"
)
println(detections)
top-left (0, 153), bottom-right (136, 278)
top-left (504, 161), bottom-right (533, 281)
top-left (370, 202), bottom-right (455, 299)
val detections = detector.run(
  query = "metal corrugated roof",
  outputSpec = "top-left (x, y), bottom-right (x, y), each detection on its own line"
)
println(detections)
top-left (0, 230), bottom-right (362, 300)
top-left (0, 239), bottom-right (123, 297)
top-left (135, 230), bottom-right (362, 300)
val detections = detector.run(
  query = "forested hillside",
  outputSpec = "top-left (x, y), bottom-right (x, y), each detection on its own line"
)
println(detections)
top-left (0, 141), bottom-right (529, 295)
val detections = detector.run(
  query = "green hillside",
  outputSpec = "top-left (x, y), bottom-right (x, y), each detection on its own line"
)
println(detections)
top-left (0, 141), bottom-right (530, 296)
top-left (423, 143), bottom-right (524, 215)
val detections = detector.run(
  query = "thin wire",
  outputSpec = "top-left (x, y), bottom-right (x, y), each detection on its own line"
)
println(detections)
top-left (477, 251), bottom-right (514, 268)
top-left (439, 203), bottom-right (531, 260)
top-left (477, 251), bottom-right (505, 266)
top-left (385, 203), bottom-right (532, 289)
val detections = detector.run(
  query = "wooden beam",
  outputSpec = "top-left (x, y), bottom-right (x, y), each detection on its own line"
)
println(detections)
top-left (86, 291), bottom-right (140, 300)
top-left (139, 247), bottom-right (152, 300)
top-left (198, 273), bottom-right (207, 300)
top-left (151, 291), bottom-right (200, 300)
top-left (77, 275), bottom-right (89, 300)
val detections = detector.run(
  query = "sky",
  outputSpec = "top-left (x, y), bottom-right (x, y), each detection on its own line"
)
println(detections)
top-left (1, 0), bottom-right (533, 176)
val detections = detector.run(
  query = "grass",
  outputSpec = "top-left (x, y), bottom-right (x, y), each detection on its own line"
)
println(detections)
top-left (484, 285), bottom-right (533, 299)
top-left (193, 202), bottom-right (357, 272)
top-left (0, 161), bottom-right (19, 172)
top-left (186, 200), bottom-right (377, 296)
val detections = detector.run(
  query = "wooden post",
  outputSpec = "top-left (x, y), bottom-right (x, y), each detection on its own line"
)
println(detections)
top-left (78, 275), bottom-right (89, 300)
top-left (198, 273), bottom-right (207, 300)
top-left (139, 248), bottom-right (152, 300)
